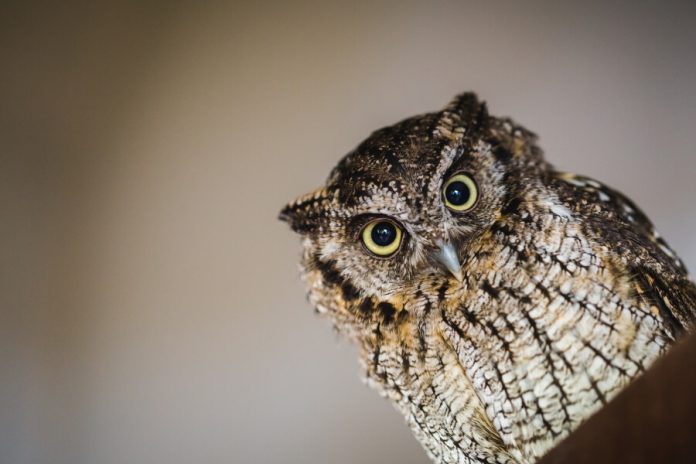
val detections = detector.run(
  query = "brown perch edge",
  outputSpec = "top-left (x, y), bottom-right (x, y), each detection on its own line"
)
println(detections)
top-left (539, 332), bottom-right (696, 464)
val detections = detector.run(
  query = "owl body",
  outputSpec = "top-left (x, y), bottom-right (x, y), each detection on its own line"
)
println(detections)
top-left (281, 94), bottom-right (696, 463)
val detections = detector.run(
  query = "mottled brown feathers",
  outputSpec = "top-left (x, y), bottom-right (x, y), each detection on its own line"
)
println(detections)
top-left (281, 92), bottom-right (696, 464)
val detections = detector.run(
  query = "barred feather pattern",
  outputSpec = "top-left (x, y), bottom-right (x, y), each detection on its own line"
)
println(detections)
top-left (281, 93), bottom-right (696, 463)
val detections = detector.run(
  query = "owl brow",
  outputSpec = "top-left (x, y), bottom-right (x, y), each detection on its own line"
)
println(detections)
top-left (419, 149), bottom-right (469, 202)
top-left (443, 151), bottom-right (473, 175)
top-left (348, 203), bottom-right (411, 224)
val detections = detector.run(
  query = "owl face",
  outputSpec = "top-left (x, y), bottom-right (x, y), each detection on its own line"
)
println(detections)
top-left (280, 93), bottom-right (545, 331)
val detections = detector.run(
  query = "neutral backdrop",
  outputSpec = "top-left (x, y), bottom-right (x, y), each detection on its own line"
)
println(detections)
top-left (2, 2), bottom-right (695, 464)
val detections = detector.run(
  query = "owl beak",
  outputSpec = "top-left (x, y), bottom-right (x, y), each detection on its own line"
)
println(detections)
top-left (434, 241), bottom-right (463, 281)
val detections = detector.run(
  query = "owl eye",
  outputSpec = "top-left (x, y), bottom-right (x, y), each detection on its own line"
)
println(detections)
top-left (443, 173), bottom-right (478, 212)
top-left (361, 219), bottom-right (403, 257)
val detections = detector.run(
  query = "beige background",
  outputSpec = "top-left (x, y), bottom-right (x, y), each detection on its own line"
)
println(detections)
top-left (2, 2), bottom-right (695, 463)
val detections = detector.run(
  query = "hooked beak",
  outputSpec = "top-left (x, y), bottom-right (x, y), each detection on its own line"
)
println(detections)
top-left (434, 241), bottom-right (463, 281)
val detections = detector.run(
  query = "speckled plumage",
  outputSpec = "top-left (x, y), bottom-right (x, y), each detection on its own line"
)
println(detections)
top-left (280, 93), bottom-right (696, 463)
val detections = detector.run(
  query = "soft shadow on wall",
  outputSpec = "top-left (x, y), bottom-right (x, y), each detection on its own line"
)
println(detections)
top-left (1, 2), bottom-right (695, 464)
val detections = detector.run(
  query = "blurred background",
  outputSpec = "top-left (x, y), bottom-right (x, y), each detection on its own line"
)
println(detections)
top-left (1, 1), bottom-right (695, 463)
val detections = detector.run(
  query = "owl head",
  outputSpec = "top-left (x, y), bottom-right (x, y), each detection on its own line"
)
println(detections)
top-left (280, 93), bottom-right (547, 337)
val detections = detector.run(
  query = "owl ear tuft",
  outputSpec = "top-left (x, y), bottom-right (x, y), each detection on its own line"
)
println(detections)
top-left (279, 187), bottom-right (335, 235)
top-left (435, 92), bottom-right (489, 142)
top-left (445, 92), bottom-right (480, 114)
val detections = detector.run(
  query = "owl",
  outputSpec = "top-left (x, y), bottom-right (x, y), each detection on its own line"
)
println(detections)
top-left (279, 93), bottom-right (696, 464)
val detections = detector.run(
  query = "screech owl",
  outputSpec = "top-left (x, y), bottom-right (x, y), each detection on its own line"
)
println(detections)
top-left (279, 93), bottom-right (696, 464)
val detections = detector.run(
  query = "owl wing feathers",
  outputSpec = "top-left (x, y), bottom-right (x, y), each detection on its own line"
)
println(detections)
top-left (554, 172), bottom-right (696, 336)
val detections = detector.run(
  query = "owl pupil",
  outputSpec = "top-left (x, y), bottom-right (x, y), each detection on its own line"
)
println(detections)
top-left (445, 181), bottom-right (470, 206)
top-left (371, 222), bottom-right (397, 246)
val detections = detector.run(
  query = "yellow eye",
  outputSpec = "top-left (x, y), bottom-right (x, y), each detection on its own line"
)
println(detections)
top-left (361, 219), bottom-right (403, 257)
top-left (443, 173), bottom-right (478, 212)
